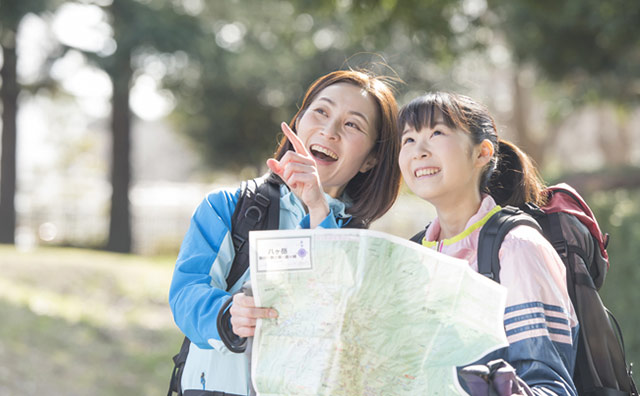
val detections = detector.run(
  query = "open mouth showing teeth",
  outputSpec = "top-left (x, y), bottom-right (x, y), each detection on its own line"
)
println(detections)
top-left (310, 144), bottom-right (338, 161)
top-left (415, 168), bottom-right (440, 177)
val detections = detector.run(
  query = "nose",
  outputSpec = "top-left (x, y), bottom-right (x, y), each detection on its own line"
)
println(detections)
top-left (413, 139), bottom-right (431, 159)
top-left (321, 118), bottom-right (340, 139)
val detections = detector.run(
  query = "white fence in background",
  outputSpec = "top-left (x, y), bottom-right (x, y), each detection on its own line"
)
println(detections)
top-left (16, 180), bottom-right (435, 255)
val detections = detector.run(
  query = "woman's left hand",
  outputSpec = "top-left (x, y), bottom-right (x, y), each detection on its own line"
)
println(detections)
top-left (267, 122), bottom-right (330, 227)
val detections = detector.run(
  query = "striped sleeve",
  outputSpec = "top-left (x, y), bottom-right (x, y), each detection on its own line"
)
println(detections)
top-left (504, 301), bottom-right (573, 345)
top-left (496, 225), bottom-right (579, 395)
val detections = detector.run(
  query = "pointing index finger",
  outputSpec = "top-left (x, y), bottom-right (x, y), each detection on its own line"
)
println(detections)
top-left (281, 122), bottom-right (311, 157)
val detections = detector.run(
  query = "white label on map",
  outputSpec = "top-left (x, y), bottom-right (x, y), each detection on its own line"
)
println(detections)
top-left (255, 236), bottom-right (312, 272)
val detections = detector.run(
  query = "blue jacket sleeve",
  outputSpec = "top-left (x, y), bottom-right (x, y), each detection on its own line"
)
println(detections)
top-left (512, 327), bottom-right (578, 396)
top-left (474, 332), bottom-right (578, 395)
top-left (299, 209), bottom-right (344, 229)
top-left (168, 187), bottom-right (240, 349)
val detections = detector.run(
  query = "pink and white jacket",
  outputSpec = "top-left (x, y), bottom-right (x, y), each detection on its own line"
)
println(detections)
top-left (422, 195), bottom-right (578, 396)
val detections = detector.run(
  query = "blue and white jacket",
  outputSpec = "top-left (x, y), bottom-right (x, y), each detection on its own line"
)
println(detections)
top-left (169, 182), bottom-right (349, 395)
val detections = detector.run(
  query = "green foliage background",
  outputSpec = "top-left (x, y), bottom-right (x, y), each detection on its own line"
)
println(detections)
top-left (590, 188), bottom-right (640, 370)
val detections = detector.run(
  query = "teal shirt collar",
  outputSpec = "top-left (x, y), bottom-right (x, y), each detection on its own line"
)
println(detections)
top-left (278, 184), bottom-right (351, 229)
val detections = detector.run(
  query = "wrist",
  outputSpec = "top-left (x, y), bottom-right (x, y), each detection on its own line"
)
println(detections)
top-left (308, 200), bottom-right (330, 228)
top-left (308, 200), bottom-right (329, 215)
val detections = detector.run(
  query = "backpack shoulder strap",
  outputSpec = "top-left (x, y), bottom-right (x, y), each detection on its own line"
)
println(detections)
top-left (477, 206), bottom-right (541, 283)
top-left (226, 177), bottom-right (280, 291)
top-left (410, 223), bottom-right (430, 244)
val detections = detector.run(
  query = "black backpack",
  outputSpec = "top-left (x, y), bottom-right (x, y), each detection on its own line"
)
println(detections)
top-left (167, 176), bottom-right (280, 396)
top-left (411, 184), bottom-right (638, 396)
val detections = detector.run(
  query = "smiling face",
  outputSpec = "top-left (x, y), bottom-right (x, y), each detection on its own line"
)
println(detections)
top-left (295, 82), bottom-right (379, 197)
top-left (399, 111), bottom-right (484, 207)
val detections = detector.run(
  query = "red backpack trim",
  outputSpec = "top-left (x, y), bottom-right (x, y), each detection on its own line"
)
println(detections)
top-left (543, 183), bottom-right (609, 268)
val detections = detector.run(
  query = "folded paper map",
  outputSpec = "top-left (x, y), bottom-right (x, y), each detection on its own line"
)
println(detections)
top-left (249, 228), bottom-right (508, 395)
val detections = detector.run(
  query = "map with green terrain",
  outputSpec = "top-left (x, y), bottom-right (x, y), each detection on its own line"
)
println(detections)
top-left (249, 228), bottom-right (508, 395)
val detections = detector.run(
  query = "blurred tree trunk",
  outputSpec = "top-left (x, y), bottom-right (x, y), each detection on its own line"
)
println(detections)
top-left (511, 69), bottom-right (545, 167)
top-left (618, 112), bottom-right (633, 165)
top-left (510, 68), bottom-right (568, 170)
top-left (96, 0), bottom-right (201, 253)
top-left (106, 47), bottom-right (132, 253)
top-left (597, 106), bottom-right (632, 166)
top-left (0, 33), bottom-right (18, 244)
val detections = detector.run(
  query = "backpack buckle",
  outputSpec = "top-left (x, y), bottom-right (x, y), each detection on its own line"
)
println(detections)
top-left (523, 202), bottom-right (544, 217)
top-left (254, 192), bottom-right (270, 208)
top-left (552, 240), bottom-right (568, 257)
top-left (232, 233), bottom-right (246, 248)
top-left (244, 205), bottom-right (263, 222)
top-left (480, 272), bottom-right (495, 280)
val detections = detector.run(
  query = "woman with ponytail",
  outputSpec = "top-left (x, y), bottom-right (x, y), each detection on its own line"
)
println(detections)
top-left (398, 92), bottom-right (578, 395)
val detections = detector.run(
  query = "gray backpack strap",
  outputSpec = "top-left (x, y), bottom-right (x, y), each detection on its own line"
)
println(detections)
top-left (226, 178), bottom-right (280, 290)
top-left (410, 222), bottom-right (431, 245)
top-left (217, 177), bottom-right (280, 353)
top-left (477, 206), bottom-right (541, 283)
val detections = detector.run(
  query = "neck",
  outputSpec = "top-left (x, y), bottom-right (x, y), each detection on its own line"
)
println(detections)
top-left (433, 192), bottom-right (483, 241)
top-left (324, 185), bottom-right (344, 199)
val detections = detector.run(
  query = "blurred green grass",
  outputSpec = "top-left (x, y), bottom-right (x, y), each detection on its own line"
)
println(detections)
top-left (0, 245), bottom-right (183, 395)
top-left (1, 195), bottom-right (638, 395)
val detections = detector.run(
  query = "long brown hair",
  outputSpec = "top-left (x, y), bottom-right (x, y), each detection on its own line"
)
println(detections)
top-left (397, 92), bottom-right (547, 207)
top-left (271, 70), bottom-right (401, 227)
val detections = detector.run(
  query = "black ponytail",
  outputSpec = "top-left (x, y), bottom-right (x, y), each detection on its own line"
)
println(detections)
top-left (485, 140), bottom-right (547, 207)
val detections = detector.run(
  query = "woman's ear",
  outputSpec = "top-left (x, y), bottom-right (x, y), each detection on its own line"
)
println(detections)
top-left (475, 139), bottom-right (494, 168)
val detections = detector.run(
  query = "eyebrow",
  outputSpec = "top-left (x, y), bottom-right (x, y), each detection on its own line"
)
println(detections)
top-left (317, 97), bottom-right (371, 125)
top-left (401, 127), bottom-right (414, 136)
top-left (402, 121), bottom-right (446, 135)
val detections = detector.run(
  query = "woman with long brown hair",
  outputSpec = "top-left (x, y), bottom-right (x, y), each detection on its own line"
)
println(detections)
top-left (169, 69), bottom-right (401, 395)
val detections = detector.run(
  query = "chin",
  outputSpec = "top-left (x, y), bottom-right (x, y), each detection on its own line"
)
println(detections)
top-left (412, 188), bottom-right (439, 203)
